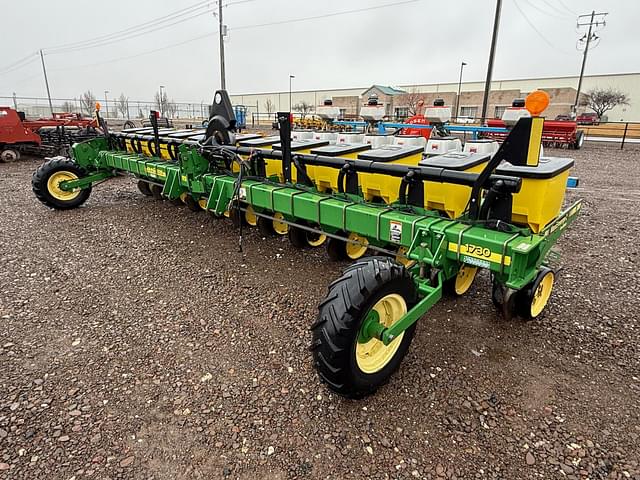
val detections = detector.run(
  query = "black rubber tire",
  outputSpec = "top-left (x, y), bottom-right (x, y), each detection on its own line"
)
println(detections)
top-left (491, 278), bottom-right (518, 320)
top-left (170, 198), bottom-right (183, 206)
top-left (229, 207), bottom-right (244, 227)
top-left (257, 216), bottom-right (274, 237)
top-left (149, 184), bottom-right (163, 200)
top-left (123, 120), bottom-right (136, 129)
top-left (571, 130), bottom-right (585, 150)
top-left (183, 194), bottom-right (200, 212)
top-left (326, 235), bottom-right (347, 261)
top-left (515, 267), bottom-right (553, 320)
top-left (137, 180), bottom-right (152, 196)
top-left (288, 225), bottom-right (307, 249)
top-left (0, 149), bottom-right (20, 162)
top-left (32, 157), bottom-right (92, 210)
top-left (311, 256), bottom-right (418, 399)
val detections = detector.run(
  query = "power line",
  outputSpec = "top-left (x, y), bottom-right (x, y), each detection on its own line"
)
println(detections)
top-left (557, 0), bottom-right (578, 16)
top-left (232, 0), bottom-right (424, 30)
top-left (0, 52), bottom-right (39, 75)
top-left (47, 8), bottom-right (214, 55)
top-left (536, 0), bottom-right (573, 18)
top-left (513, 0), bottom-right (573, 55)
top-left (49, 31), bottom-right (216, 71)
top-left (46, 0), bottom-right (212, 53)
top-left (522, 0), bottom-right (571, 20)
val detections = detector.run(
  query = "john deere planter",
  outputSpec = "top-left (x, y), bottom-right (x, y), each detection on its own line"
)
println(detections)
top-left (32, 90), bottom-right (580, 398)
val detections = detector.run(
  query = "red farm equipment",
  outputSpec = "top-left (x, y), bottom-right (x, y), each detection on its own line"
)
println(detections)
top-left (0, 107), bottom-right (100, 161)
top-left (484, 118), bottom-right (585, 150)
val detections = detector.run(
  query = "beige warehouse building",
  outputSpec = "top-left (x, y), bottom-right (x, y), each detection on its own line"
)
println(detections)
top-left (229, 72), bottom-right (638, 122)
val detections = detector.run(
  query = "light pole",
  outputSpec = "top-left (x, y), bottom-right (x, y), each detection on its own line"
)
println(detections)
top-left (455, 61), bottom-right (467, 122)
top-left (218, 0), bottom-right (226, 89)
top-left (159, 85), bottom-right (165, 116)
top-left (104, 90), bottom-right (109, 118)
top-left (289, 75), bottom-right (295, 112)
top-left (480, 0), bottom-right (502, 124)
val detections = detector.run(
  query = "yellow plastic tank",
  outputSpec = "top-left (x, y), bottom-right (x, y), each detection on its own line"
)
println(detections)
top-left (495, 157), bottom-right (574, 232)
top-left (238, 136), bottom-right (282, 179)
top-left (309, 144), bottom-right (371, 193)
top-left (272, 139), bottom-right (330, 183)
top-left (419, 152), bottom-right (490, 218)
top-left (356, 145), bottom-right (424, 203)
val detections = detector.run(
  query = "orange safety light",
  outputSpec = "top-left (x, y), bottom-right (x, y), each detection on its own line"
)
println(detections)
top-left (525, 90), bottom-right (550, 116)
top-left (95, 102), bottom-right (101, 111)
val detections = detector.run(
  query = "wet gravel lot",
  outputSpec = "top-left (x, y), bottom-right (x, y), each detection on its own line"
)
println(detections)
top-left (1, 142), bottom-right (639, 479)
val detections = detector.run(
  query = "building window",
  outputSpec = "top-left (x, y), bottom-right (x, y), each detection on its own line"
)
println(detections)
top-left (339, 108), bottom-right (346, 119)
top-left (459, 106), bottom-right (477, 118)
top-left (395, 107), bottom-right (409, 120)
top-left (494, 105), bottom-right (507, 119)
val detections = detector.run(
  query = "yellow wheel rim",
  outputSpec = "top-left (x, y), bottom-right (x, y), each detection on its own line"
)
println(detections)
top-left (245, 206), bottom-right (258, 226)
top-left (355, 294), bottom-right (406, 374)
top-left (180, 192), bottom-right (189, 203)
top-left (198, 198), bottom-right (208, 210)
top-left (395, 246), bottom-right (415, 268)
top-left (47, 171), bottom-right (80, 201)
top-left (454, 264), bottom-right (478, 295)
top-left (345, 232), bottom-right (368, 259)
top-left (273, 212), bottom-right (289, 235)
top-left (306, 231), bottom-right (327, 247)
top-left (530, 270), bottom-right (554, 318)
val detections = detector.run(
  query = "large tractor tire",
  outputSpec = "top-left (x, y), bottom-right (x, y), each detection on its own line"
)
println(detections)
top-left (311, 256), bottom-right (418, 399)
top-left (32, 158), bottom-right (92, 210)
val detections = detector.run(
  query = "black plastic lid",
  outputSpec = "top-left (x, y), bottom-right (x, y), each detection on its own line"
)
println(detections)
top-left (512, 98), bottom-right (526, 107)
top-left (235, 133), bottom-right (261, 141)
top-left (310, 144), bottom-right (371, 156)
top-left (495, 157), bottom-right (574, 179)
top-left (323, 99), bottom-right (333, 106)
top-left (238, 135), bottom-right (280, 147)
top-left (273, 140), bottom-right (330, 151)
top-left (358, 145), bottom-right (424, 162)
top-left (420, 152), bottom-right (490, 170)
top-left (465, 139), bottom-right (495, 144)
top-left (166, 130), bottom-right (206, 139)
top-left (433, 99), bottom-right (445, 106)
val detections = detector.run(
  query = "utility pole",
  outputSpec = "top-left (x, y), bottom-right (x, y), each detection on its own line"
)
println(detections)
top-left (573, 11), bottom-right (607, 113)
top-left (218, 1), bottom-right (226, 90)
top-left (455, 61), bottom-right (467, 121)
top-left (289, 75), bottom-right (295, 112)
top-left (104, 91), bottom-right (110, 118)
top-left (39, 49), bottom-right (54, 116)
top-left (480, 0), bottom-right (501, 124)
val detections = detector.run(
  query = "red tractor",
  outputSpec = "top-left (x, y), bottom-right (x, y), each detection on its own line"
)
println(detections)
top-left (0, 108), bottom-right (41, 161)
top-left (0, 107), bottom-right (99, 161)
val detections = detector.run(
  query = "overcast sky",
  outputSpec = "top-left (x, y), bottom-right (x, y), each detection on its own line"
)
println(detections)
top-left (1, 0), bottom-right (638, 103)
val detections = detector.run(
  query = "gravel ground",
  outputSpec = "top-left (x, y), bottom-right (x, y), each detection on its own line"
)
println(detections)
top-left (1, 142), bottom-right (639, 480)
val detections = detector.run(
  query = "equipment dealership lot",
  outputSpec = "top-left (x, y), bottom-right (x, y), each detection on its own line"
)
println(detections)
top-left (1, 143), bottom-right (639, 479)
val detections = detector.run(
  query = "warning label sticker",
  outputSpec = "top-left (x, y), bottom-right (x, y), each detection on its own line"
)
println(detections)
top-left (389, 221), bottom-right (402, 244)
top-left (238, 187), bottom-right (247, 200)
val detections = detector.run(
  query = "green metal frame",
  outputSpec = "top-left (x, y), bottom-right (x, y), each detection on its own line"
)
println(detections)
top-left (67, 138), bottom-right (581, 343)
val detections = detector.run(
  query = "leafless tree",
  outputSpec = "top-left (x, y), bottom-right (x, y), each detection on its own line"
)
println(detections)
top-left (117, 93), bottom-right (129, 119)
top-left (264, 98), bottom-right (274, 114)
top-left (154, 91), bottom-right (169, 116)
top-left (61, 101), bottom-right (76, 113)
top-left (293, 100), bottom-right (313, 118)
top-left (580, 87), bottom-right (630, 119)
top-left (166, 99), bottom-right (178, 118)
top-left (79, 90), bottom-right (97, 115)
top-left (400, 87), bottom-right (425, 116)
